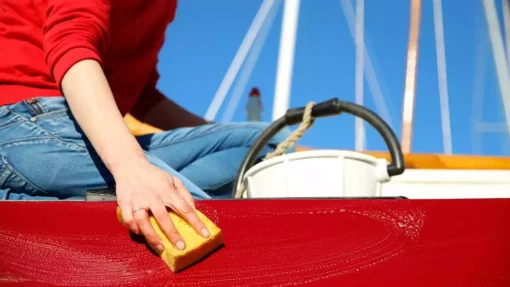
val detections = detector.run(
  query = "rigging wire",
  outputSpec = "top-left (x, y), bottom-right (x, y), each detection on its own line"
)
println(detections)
top-left (471, 5), bottom-right (487, 155)
top-left (221, 0), bottom-right (282, 123)
top-left (205, 0), bottom-right (277, 121)
top-left (482, 0), bottom-right (510, 140)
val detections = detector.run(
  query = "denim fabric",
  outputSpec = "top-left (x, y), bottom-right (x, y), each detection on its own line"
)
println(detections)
top-left (0, 97), bottom-right (291, 200)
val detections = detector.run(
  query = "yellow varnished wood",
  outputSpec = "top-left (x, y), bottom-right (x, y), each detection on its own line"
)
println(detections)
top-left (124, 113), bottom-right (163, 136)
top-left (295, 146), bottom-right (510, 170)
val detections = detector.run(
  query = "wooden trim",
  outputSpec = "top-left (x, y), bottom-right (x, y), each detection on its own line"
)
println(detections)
top-left (295, 146), bottom-right (510, 170)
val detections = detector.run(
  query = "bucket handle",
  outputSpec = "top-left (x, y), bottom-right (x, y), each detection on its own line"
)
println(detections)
top-left (232, 98), bottom-right (405, 197)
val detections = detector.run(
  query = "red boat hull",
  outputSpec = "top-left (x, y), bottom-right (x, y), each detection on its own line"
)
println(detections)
top-left (1, 199), bottom-right (509, 286)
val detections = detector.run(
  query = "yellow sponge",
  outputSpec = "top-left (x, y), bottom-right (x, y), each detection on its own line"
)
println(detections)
top-left (116, 206), bottom-right (223, 272)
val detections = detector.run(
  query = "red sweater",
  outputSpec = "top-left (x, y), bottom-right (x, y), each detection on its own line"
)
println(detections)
top-left (0, 0), bottom-right (177, 116)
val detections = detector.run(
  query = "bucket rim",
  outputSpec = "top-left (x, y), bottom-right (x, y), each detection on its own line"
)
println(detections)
top-left (244, 149), bottom-right (386, 178)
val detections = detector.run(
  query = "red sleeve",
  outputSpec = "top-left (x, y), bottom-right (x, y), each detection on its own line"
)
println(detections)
top-left (129, 68), bottom-right (166, 120)
top-left (42, 0), bottom-right (110, 91)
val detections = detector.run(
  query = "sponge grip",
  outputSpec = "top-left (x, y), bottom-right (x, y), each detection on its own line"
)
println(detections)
top-left (114, 206), bottom-right (224, 273)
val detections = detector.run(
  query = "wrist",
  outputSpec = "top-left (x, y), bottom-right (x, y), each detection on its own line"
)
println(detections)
top-left (99, 137), bottom-right (147, 175)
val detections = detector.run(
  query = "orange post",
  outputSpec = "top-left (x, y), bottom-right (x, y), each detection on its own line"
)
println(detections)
top-left (401, 0), bottom-right (422, 153)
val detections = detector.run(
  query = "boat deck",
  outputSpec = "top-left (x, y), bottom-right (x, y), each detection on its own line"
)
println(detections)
top-left (1, 198), bottom-right (509, 286)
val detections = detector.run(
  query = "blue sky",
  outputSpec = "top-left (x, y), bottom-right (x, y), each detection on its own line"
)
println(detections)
top-left (156, 0), bottom-right (509, 156)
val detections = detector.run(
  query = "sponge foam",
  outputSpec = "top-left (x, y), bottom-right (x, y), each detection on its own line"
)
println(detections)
top-left (116, 206), bottom-right (223, 272)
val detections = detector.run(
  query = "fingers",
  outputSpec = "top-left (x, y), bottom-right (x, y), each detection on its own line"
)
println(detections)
top-left (150, 201), bottom-right (185, 250)
top-left (166, 177), bottom-right (208, 238)
top-left (173, 177), bottom-right (195, 209)
top-left (133, 207), bottom-right (165, 253)
top-left (167, 193), bottom-right (210, 239)
top-left (118, 196), bottom-right (140, 235)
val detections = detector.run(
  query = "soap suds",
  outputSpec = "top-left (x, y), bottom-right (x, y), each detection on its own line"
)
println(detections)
top-left (0, 201), bottom-right (427, 286)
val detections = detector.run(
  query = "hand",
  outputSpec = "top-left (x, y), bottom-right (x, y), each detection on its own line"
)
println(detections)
top-left (112, 156), bottom-right (210, 253)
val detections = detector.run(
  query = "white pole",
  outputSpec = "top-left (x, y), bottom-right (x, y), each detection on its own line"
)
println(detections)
top-left (221, 0), bottom-right (281, 123)
top-left (339, 0), bottom-right (394, 128)
top-left (355, 0), bottom-right (365, 151)
top-left (205, 0), bottom-right (276, 121)
top-left (482, 0), bottom-right (510, 137)
top-left (432, 0), bottom-right (452, 154)
top-left (272, 0), bottom-right (300, 121)
top-left (503, 0), bottom-right (510, 68)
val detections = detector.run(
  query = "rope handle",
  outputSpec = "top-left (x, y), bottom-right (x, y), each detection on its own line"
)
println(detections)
top-left (264, 102), bottom-right (315, 160)
top-left (235, 102), bottom-right (315, 198)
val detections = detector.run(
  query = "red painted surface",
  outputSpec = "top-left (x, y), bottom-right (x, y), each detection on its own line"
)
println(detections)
top-left (0, 199), bottom-right (509, 286)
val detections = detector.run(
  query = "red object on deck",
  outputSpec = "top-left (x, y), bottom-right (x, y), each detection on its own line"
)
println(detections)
top-left (0, 199), bottom-right (509, 286)
top-left (250, 87), bottom-right (261, 97)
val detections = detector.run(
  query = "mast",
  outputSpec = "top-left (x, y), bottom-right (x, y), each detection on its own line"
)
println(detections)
top-left (432, 0), bottom-right (452, 154)
top-left (400, 0), bottom-right (422, 154)
top-left (272, 0), bottom-right (300, 120)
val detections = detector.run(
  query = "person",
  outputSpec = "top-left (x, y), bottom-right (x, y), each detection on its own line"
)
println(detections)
top-left (0, 1), bottom-right (291, 254)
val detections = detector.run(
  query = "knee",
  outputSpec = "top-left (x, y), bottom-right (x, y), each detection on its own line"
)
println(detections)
top-left (239, 122), bottom-right (290, 142)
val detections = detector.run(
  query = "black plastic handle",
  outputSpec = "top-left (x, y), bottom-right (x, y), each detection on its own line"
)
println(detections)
top-left (232, 98), bottom-right (405, 197)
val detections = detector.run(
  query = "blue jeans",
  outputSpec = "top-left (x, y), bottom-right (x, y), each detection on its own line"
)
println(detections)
top-left (0, 97), bottom-right (291, 200)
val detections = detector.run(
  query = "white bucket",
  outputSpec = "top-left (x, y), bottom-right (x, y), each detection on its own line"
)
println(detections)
top-left (232, 98), bottom-right (405, 199)
top-left (242, 149), bottom-right (391, 198)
